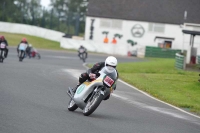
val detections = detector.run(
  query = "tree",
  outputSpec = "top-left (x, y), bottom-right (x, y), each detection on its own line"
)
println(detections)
top-left (0, 0), bottom-right (89, 35)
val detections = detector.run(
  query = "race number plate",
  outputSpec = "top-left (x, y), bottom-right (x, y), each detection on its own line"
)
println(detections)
top-left (79, 49), bottom-right (84, 53)
top-left (19, 43), bottom-right (26, 50)
top-left (103, 76), bottom-right (114, 87)
top-left (0, 43), bottom-right (6, 49)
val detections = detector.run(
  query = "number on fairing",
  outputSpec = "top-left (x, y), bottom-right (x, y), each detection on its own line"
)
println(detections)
top-left (0, 43), bottom-right (6, 49)
top-left (19, 43), bottom-right (27, 50)
top-left (104, 76), bottom-right (114, 87)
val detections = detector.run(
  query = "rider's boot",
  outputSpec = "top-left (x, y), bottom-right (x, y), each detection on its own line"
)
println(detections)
top-left (68, 83), bottom-right (80, 94)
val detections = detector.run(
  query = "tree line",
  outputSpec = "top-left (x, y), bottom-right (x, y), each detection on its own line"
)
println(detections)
top-left (0, 0), bottom-right (88, 36)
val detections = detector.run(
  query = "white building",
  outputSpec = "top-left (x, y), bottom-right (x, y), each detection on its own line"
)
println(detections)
top-left (84, 0), bottom-right (200, 63)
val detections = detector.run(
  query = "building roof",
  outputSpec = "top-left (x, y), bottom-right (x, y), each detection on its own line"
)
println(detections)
top-left (87, 0), bottom-right (200, 24)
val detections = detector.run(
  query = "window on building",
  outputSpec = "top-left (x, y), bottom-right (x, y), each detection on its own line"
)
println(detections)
top-left (149, 23), bottom-right (165, 33)
top-left (112, 20), bottom-right (122, 29)
top-left (158, 41), bottom-right (172, 48)
top-left (100, 19), bottom-right (122, 29)
top-left (100, 19), bottom-right (111, 28)
top-left (155, 36), bottom-right (174, 49)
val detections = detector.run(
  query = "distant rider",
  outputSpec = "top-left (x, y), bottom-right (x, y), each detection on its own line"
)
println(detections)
top-left (0, 36), bottom-right (9, 58)
top-left (26, 44), bottom-right (33, 58)
top-left (17, 38), bottom-right (28, 57)
top-left (78, 45), bottom-right (87, 58)
top-left (72, 56), bottom-right (119, 100)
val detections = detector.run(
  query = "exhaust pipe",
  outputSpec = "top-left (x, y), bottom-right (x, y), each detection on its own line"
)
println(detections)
top-left (66, 87), bottom-right (77, 101)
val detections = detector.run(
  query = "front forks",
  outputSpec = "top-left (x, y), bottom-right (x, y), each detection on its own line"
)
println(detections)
top-left (88, 87), bottom-right (105, 102)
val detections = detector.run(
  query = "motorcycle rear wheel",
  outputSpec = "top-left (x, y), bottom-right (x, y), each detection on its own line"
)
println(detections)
top-left (68, 99), bottom-right (78, 111)
top-left (83, 92), bottom-right (103, 116)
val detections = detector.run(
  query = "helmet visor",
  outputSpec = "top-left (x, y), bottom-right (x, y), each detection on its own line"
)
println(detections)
top-left (106, 64), bottom-right (116, 68)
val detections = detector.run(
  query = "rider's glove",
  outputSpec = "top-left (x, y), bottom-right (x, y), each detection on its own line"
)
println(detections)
top-left (89, 73), bottom-right (96, 79)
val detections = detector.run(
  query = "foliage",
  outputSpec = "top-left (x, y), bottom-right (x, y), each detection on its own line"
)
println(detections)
top-left (0, 0), bottom-right (88, 35)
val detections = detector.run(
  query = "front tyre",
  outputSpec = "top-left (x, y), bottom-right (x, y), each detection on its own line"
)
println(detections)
top-left (83, 92), bottom-right (104, 116)
top-left (81, 53), bottom-right (86, 63)
top-left (68, 99), bottom-right (78, 111)
top-left (36, 53), bottom-right (41, 59)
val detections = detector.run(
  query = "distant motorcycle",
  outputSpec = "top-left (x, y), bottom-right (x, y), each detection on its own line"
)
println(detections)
top-left (27, 48), bottom-right (41, 59)
top-left (18, 43), bottom-right (27, 62)
top-left (0, 42), bottom-right (6, 63)
top-left (78, 49), bottom-right (87, 63)
top-left (67, 66), bottom-right (118, 116)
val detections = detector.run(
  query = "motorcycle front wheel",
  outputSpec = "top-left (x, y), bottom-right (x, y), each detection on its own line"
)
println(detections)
top-left (83, 92), bottom-right (104, 116)
top-left (36, 53), bottom-right (41, 59)
top-left (79, 53), bottom-right (86, 63)
top-left (68, 99), bottom-right (78, 111)
top-left (0, 57), bottom-right (3, 63)
top-left (0, 50), bottom-right (4, 63)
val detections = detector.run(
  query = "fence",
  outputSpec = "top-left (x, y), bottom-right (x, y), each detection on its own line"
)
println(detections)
top-left (198, 55), bottom-right (200, 64)
top-left (145, 46), bottom-right (181, 58)
top-left (175, 53), bottom-right (186, 70)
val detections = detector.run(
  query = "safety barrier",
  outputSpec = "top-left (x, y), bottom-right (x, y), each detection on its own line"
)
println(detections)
top-left (0, 21), bottom-right (64, 42)
top-left (175, 53), bottom-right (186, 70)
top-left (145, 46), bottom-right (181, 58)
top-left (198, 55), bottom-right (200, 64)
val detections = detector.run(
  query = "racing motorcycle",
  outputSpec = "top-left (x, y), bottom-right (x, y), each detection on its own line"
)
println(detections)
top-left (31, 48), bottom-right (41, 59)
top-left (0, 42), bottom-right (6, 63)
top-left (26, 48), bottom-right (41, 59)
top-left (78, 49), bottom-right (87, 63)
top-left (18, 43), bottom-right (27, 62)
top-left (67, 66), bottom-right (117, 116)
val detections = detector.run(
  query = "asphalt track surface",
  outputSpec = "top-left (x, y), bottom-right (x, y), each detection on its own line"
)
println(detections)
top-left (0, 48), bottom-right (200, 133)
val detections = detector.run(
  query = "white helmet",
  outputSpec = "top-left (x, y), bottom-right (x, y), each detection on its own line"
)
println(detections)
top-left (105, 56), bottom-right (118, 73)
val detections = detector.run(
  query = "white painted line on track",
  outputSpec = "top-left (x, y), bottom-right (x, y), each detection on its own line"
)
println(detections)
top-left (81, 63), bottom-right (200, 119)
top-left (63, 69), bottom-right (83, 79)
top-left (112, 93), bottom-right (188, 120)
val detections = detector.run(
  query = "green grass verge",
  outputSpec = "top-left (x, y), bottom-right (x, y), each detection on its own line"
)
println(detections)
top-left (117, 58), bottom-right (200, 115)
top-left (0, 32), bottom-right (67, 50)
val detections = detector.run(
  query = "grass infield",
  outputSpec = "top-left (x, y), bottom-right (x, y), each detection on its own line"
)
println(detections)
top-left (117, 58), bottom-right (200, 115)
top-left (0, 32), bottom-right (63, 50)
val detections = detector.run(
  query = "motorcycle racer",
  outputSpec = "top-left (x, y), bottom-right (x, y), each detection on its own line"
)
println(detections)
top-left (78, 45), bottom-right (88, 58)
top-left (73, 56), bottom-right (119, 100)
top-left (17, 38), bottom-right (29, 55)
top-left (0, 36), bottom-right (9, 58)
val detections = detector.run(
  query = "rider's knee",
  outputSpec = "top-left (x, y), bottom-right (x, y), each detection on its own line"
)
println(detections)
top-left (79, 73), bottom-right (89, 83)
